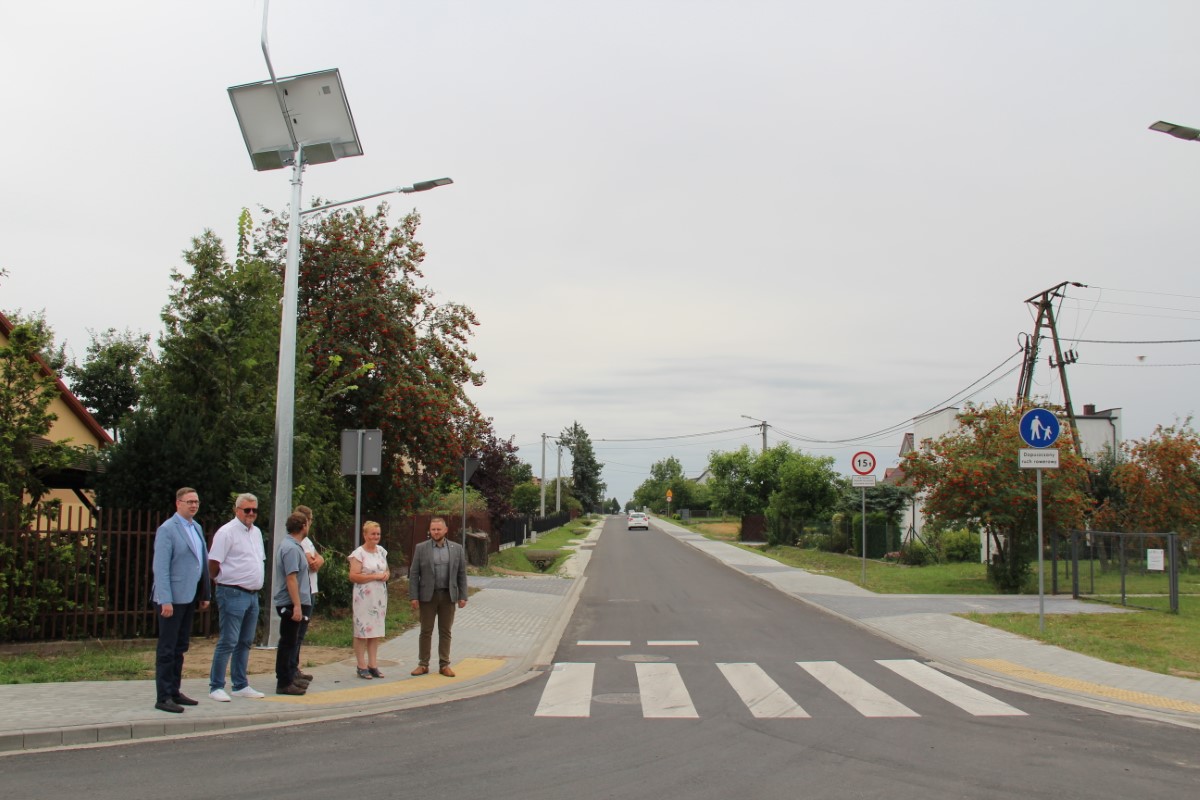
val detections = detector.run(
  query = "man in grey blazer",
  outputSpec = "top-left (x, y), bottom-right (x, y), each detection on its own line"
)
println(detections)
top-left (408, 517), bottom-right (468, 676)
top-left (151, 487), bottom-right (211, 713)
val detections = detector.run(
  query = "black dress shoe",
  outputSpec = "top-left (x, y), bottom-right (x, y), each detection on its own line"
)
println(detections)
top-left (155, 699), bottom-right (185, 713)
top-left (172, 693), bottom-right (199, 706)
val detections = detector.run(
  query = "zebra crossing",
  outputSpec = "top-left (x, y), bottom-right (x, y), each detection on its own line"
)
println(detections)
top-left (535, 657), bottom-right (1027, 720)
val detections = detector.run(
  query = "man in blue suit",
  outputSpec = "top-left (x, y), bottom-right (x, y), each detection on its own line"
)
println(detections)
top-left (152, 487), bottom-right (211, 713)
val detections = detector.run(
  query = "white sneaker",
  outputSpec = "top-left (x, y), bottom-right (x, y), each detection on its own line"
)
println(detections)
top-left (209, 688), bottom-right (232, 702)
top-left (231, 686), bottom-right (265, 699)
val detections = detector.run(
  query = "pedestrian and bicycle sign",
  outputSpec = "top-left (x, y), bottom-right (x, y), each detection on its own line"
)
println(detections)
top-left (1016, 408), bottom-right (1060, 634)
top-left (1019, 408), bottom-right (1060, 448)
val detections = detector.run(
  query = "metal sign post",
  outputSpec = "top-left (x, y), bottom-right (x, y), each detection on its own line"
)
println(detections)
top-left (1018, 409), bottom-right (1061, 633)
top-left (341, 429), bottom-right (382, 548)
top-left (851, 452), bottom-right (877, 585)
top-left (462, 456), bottom-right (480, 548)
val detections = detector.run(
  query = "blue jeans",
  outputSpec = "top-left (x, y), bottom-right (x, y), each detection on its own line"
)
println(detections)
top-left (209, 585), bottom-right (260, 692)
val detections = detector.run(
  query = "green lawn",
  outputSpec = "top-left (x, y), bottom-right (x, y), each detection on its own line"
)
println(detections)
top-left (964, 597), bottom-right (1199, 680)
top-left (303, 579), bottom-right (418, 648)
top-left (0, 645), bottom-right (152, 684)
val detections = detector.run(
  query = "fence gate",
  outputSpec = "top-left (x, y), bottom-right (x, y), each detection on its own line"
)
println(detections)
top-left (1066, 530), bottom-right (1180, 613)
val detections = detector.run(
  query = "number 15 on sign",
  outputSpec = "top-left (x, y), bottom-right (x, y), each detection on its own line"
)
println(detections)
top-left (852, 451), bottom-right (876, 475)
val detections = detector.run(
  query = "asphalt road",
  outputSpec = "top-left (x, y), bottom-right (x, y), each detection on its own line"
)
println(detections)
top-left (3, 516), bottom-right (1197, 799)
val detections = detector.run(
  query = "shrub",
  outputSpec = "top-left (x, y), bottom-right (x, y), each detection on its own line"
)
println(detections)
top-left (899, 541), bottom-right (933, 566)
top-left (941, 529), bottom-right (980, 563)
top-left (314, 548), bottom-right (352, 613)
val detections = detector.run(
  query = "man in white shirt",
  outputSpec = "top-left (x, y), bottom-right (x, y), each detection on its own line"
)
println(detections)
top-left (207, 493), bottom-right (267, 701)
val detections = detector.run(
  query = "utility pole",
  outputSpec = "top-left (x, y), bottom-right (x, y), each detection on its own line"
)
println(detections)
top-left (539, 433), bottom-right (546, 517)
top-left (1016, 281), bottom-right (1086, 458)
top-left (740, 414), bottom-right (769, 453)
top-left (555, 443), bottom-right (562, 513)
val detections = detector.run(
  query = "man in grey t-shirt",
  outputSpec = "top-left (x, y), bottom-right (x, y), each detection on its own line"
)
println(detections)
top-left (274, 512), bottom-right (311, 695)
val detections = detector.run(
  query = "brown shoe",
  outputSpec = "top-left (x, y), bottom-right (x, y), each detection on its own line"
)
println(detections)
top-left (410, 665), bottom-right (429, 676)
top-left (439, 666), bottom-right (456, 677)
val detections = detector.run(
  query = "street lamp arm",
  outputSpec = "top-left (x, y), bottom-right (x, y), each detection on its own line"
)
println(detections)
top-left (1149, 120), bottom-right (1200, 141)
top-left (301, 178), bottom-right (454, 217)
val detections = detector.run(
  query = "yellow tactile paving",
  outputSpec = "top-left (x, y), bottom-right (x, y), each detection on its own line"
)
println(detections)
top-left (966, 659), bottom-right (1200, 714)
top-left (262, 657), bottom-right (507, 705)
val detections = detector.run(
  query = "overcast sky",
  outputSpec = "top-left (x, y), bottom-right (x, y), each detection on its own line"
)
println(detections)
top-left (4, 1), bottom-right (1200, 506)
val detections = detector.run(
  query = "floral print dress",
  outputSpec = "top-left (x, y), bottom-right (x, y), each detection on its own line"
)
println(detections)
top-left (350, 545), bottom-right (388, 639)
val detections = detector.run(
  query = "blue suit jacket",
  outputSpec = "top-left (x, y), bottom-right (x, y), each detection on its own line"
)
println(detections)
top-left (152, 513), bottom-right (211, 606)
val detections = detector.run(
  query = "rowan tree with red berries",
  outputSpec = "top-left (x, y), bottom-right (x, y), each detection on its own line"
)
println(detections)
top-left (254, 203), bottom-right (487, 516)
top-left (901, 401), bottom-right (1090, 591)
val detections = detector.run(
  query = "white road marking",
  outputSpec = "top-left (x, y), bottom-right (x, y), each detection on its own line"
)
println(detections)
top-left (647, 640), bottom-right (699, 646)
top-left (717, 663), bottom-right (810, 718)
top-left (636, 662), bottom-right (699, 718)
top-left (876, 659), bottom-right (1027, 716)
top-left (577, 640), bottom-right (631, 646)
top-left (797, 661), bottom-right (920, 717)
top-left (535, 663), bottom-right (595, 717)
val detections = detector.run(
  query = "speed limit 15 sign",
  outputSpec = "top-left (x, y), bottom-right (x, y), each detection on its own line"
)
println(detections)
top-left (851, 451), bottom-right (877, 476)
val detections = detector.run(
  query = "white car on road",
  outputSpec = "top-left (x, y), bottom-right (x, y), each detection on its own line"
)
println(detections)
top-left (627, 512), bottom-right (650, 530)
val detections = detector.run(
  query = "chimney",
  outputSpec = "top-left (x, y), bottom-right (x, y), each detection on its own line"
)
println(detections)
top-left (1083, 404), bottom-right (1096, 416)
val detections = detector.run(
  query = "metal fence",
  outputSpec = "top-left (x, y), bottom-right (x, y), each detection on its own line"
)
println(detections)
top-left (0, 506), bottom-right (216, 642)
top-left (1059, 530), bottom-right (1183, 613)
top-left (1, 506), bottom-right (567, 642)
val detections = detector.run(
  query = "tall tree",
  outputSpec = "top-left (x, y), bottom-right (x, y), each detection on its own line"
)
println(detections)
top-left (63, 328), bottom-right (151, 440)
top-left (252, 204), bottom-right (484, 515)
top-left (1092, 422), bottom-right (1200, 562)
top-left (99, 219), bottom-right (353, 520)
top-left (768, 450), bottom-right (841, 535)
top-left (463, 422), bottom-right (523, 524)
top-left (0, 318), bottom-right (76, 519)
top-left (902, 402), bottom-right (1090, 591)
top-left (632, 456), bottom-right (705, 513)
top-left (559, 422), bottom-right (605, 511)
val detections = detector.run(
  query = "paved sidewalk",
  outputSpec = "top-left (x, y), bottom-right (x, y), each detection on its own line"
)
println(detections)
top-left (3, 517), bottom-right (1198, 753)
top-left (0, 529), bottom-right (600, 755)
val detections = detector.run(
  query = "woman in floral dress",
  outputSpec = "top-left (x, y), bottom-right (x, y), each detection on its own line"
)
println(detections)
top-left (349, 521), bottom-right (390, 678)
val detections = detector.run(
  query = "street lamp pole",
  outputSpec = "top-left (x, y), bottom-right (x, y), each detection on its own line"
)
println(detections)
top-left (265, 178), bottom-right (452, 647)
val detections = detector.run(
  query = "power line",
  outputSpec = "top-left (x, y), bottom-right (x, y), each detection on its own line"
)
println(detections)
top-left (1077, 361), bottom-right (1200, 367)
top-left (1086, 285), bottom-right (1200, 302)
top-left (594, 426), bottom-right (751, 443)
top-left (773, 349), bottom-right (1023, 445)
top-left (1066, 337), bottom-right (1200, 345)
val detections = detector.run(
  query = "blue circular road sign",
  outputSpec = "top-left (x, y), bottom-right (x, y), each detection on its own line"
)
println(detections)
top-left (1019, 408), bottom-right (1060, 448)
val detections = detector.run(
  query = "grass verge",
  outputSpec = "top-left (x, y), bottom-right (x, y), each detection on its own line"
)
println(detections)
top-left (303, 579), bottom-right (418, 648)
top-left (484, 515), bottom-right (597, 574)
top-left (964, 596), bottom-right (1199, 680)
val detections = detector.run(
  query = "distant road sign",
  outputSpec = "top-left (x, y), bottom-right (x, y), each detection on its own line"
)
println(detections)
top-left (851, 451), bottom-right (876, 476)
top-left (1019, 408), bottom-right (1060, 449)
